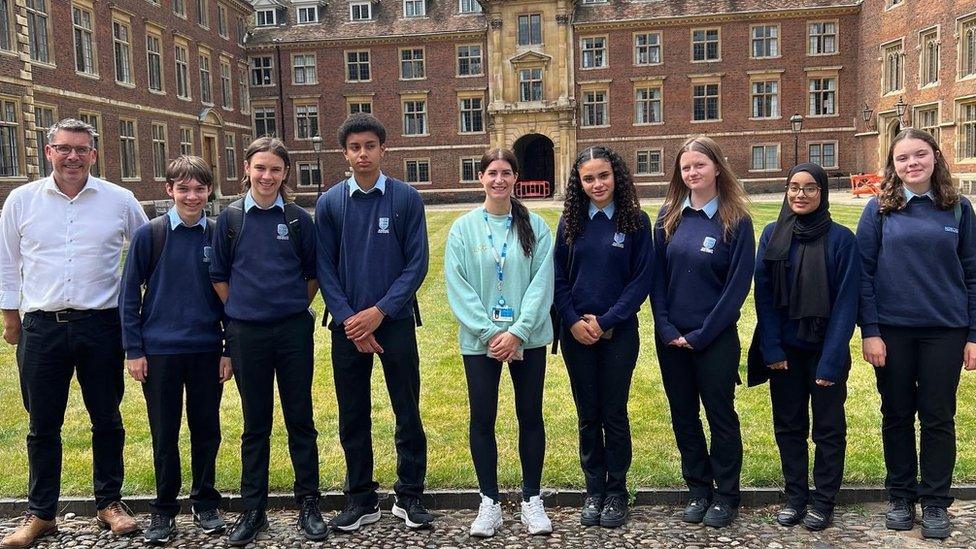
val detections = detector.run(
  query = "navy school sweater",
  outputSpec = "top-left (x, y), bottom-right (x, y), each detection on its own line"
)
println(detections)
top-left (209, 203), bottom-right (316, 323)
top-left (856, 195), bottom-right (976, 341)
top-left (650, 205), bottom-right (755, 350)
top-left (119, 217), bottom-right (224, 359)
top-left (553, 209), bottom-right (653, 331)
top-left (315, 177), bottom-right (429, 328)
top-left (753, 222), bottom-right (860, 382)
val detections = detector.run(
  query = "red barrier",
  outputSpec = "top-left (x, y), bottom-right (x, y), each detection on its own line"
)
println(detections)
top-left (515, 180), bottom-right (551, 198)
top-left (850, 174), bottom-right (882, 197)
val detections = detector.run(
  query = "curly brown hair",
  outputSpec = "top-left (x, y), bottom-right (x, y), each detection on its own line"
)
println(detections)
top-left (561, 145), bottom-right (644, 245)
top-left (661, 136), bottom-right (749, 241)
top-left (877, 128), bottom-right (959, 215)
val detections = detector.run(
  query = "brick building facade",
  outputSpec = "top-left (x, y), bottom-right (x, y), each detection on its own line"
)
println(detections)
top-left (0, 0), bottom-right (253, 203)
top-left (4, 0), bottom-right (976, 203)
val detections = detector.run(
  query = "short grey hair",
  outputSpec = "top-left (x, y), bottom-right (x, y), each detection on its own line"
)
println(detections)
top-left (46, 118), bottom-right (97, 147)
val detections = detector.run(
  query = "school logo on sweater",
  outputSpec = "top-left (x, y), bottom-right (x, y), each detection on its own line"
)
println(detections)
top-left (276, 223), bottom-right (290, 240)
top-left (946, 226), bottom-right (960, 234)
top-left (378, 217), bottom-right (390, 234)
top-left (612, 232), bottom-right (626, 248)
top-left (700, 236), bottom-right (716, 254)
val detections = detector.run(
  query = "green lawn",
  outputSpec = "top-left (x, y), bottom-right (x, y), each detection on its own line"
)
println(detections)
top-left (0, 202), bottom-right (974, 498)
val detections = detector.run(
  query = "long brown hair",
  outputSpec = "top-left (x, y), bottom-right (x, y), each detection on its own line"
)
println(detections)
top-left (878, 128), bottom-right (959, 215)
top-left (479, 148), bottom-right (536, 257)
top-left (661, 136), bottom-right (749, 241)
top-left (562, 145), bottom-right (643, 244)
top-left (241, 136), bottom-right (293, 202)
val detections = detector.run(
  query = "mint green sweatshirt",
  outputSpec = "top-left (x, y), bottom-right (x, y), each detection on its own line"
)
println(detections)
top-left (445, 207), bottom-right (554, 355)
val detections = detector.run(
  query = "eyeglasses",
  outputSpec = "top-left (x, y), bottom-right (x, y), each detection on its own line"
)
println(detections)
top-left (786, 185), bottom-right (820, 197)
top-left (48, 144), bottom-right (93, 156)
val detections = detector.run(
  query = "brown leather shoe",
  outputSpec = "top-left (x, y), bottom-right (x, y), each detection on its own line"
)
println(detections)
top-left (96, 501), bottom-right (139, 536)
top-left (0, 513), bottom-right (57, 549)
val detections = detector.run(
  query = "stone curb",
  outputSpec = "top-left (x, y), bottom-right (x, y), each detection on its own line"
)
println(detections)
top-left (2, 486), bottom-right (974, 517)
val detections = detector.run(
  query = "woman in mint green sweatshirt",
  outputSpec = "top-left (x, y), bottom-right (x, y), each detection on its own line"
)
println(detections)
top-left (445, 148), bottom-right (554, 538)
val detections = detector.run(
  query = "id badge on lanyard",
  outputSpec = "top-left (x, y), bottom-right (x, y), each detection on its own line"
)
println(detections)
top-left (485, 210), bottom-right (515, 323)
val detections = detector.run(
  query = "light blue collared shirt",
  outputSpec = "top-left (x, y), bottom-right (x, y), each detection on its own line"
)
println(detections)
top-left (243, 192), bottom-right (284, 212)
top-left (588, 202), bottom-right (615, 220)
top-left (166, 207), bottom-right (207, 230)
top-left (682, 195), bottom-right (719, 219)
top-left (348, 172), bottom-right (387, 197)
top-left (904, 187), bottom-right (935, 201)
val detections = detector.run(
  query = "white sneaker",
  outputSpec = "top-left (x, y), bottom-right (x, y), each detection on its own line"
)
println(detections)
top-left (469, 494), bottom-right (503, 537)
top-left (520, 495), bottom-right (553, 535)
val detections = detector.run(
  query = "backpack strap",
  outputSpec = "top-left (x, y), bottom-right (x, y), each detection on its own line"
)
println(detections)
top-left (145, 215), bottom-right (170, 288)
top-left (322, 182), bottom-right (347, 327)
top-left (387, 180), bottom-right (422, 327)
top-left (955, 202), bottom-right (963, 225)
top-left (283, 202), bottom-right (305, 260)
top-left (224, 197), bottom-right (246, 263)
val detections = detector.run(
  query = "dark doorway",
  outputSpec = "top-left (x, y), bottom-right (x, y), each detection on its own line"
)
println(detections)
top-left (513, 133), bottom-right (555, 198)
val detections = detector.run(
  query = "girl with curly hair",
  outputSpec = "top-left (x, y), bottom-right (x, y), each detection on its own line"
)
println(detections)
top-left (553, 145), bottom-right (653, 528)
top-left (856, 128), bottom-right (976, 539)
top-left (649, 136), bottom-right (754, 528)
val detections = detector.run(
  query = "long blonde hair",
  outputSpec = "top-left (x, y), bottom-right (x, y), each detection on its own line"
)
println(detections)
top-left (661, 136), bottom-right (749, 241)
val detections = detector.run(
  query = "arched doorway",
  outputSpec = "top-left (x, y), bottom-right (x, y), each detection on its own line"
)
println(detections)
top-left (877, 114), bottom-right (902, 169)
top-left (513, 133), bottom-right (555, 198)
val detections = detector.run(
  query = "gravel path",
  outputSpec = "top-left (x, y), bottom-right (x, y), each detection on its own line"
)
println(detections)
top-left (3, 501), bottom-right (973, 548)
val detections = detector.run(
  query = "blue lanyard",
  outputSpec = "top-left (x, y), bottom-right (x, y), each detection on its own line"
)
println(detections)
top-left (483, 209), bottom-right (512, 306)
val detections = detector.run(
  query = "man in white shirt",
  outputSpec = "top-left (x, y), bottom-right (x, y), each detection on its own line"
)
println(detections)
top-left (0, 119), bottom-right (147, 549)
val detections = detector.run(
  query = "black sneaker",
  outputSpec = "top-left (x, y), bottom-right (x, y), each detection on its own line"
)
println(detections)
top-left (599, 495), bottom-right (627, 528)
top-left (776, 505), bottom-right (806, 527)
top-left (227, 509), bottom-right (268, 547)
top-left (580, 495), bottom-right (603, 526)
top-left (802, 508), bottom-right (832, 531)
top-left (703, 501), bottom-right (738, 528)
top-left (920, 506), bottom-right (950, 539)
top-left (681, 497), bottom-right (711, 524)
top-left (143, 514), bottom-right (176, 546)
top-left (391, 496), bottom-right (433, 529)
top-left (298, 496), bottom-right (329, 540)
top-left (330, 502), bottom-right (381, 532)
top-left (193, 508), bottom-right (226, 535)
top-left (885, 498), bottom-right (915, 531)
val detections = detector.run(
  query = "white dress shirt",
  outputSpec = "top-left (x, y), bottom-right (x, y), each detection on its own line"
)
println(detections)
top-left (0, 175), bottom-right (148, 312)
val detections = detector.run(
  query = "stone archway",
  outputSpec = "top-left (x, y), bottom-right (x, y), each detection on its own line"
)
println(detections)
top-left (512, 133), bottom-right (555, 198)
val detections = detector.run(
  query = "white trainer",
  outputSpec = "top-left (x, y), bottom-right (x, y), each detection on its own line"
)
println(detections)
top-left (469, 494), bottom-right (503, 538)
top-left (520, 495), bottom-right (553, 535)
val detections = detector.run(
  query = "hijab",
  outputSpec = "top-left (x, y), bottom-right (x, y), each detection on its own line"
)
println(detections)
top-left (763, 163), bottom-right (832, 343)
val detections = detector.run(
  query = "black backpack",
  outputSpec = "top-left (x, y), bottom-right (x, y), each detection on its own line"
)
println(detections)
top-left (220, 197), bottom-right (306, 263)
top-left (145, 214), bottom-right (216, 287)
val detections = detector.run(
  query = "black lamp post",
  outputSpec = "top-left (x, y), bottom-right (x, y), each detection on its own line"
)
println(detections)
top-left (789, 113), bottom-right (804, 167)
top-left (894, 96), bottom-right (908, 128)
top-left (311, 135), bottom-right (323, 199)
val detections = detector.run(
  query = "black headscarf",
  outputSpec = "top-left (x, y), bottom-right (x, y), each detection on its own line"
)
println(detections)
top-left (764, 163), bottom-right (833, 343)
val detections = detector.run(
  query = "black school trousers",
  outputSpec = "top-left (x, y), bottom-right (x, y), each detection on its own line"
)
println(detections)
top-left (143, 351), bottom-right (224, 517)
top-left (331, 317), bottom-right (427, 507)
top-left (16, 309), bottom-right (126, 521)
top-left (768, 345), bottom-right (847, 513)
top-left (463, 346), bottom-right (547, 502)
top-left (875, 325), bottom-right (967, 509)
top-left (656, 325), bottom-right (743, 507)
top-left (227, 310), bottom-right (319, 511)
top-left (560, 318), bottom-right (639, 498)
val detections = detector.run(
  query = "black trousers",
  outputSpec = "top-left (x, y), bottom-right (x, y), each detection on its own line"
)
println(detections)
top-left (560, 319), bottom-right (639, 498)
top-left (331, 317), bottom-right (427, 507)
top-left (875, 325), bottom-right (967, 508)
top-left (769, 345), bottom-right (847, 513)
top-left (143, 352), bottom-right (224, 517)
top-left (462, 346), bottom-right (547, 502)
top-left (15, 309), bottom-right (125, 521)
top-left (657, 325), bottom-right (743, 507)
top-left (227, 311), bottom-right (319, 510)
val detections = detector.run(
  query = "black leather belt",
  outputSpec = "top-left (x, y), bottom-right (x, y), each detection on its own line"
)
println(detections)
top-left (28, 308), bottom-right (117, 323)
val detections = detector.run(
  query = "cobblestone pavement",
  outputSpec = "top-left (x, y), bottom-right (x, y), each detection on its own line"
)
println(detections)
top-left (2, 501), bottom-right (973, 548)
